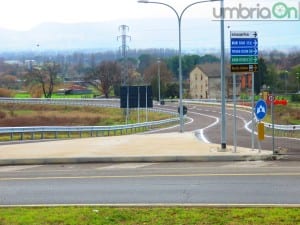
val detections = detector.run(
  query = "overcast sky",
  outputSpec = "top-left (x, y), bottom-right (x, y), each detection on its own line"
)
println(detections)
top-left (0, 0), bottom-right (222, 30)
top-left (0, 0), bottom-right (299, 51)
top-left (2, 0), bottom-right (297, 31)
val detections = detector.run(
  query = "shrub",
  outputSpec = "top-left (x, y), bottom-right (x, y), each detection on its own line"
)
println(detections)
top-left (0, 88), bottom-right (14, 97)
top-left (291, 94), bottom-right (300, 102)
top-left (0, 111), bottom-right (6, 119)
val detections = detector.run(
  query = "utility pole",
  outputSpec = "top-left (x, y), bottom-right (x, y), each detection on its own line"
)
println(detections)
top-left (117, 25), bottom-right (131, 86)
top-left (157, 58), bottom-right (161, 103)
top-left (118, 25), bottom-right (131, 123)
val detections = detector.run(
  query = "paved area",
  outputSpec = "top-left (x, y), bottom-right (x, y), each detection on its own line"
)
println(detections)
top-left (0, 132), bottom-right (275, 165)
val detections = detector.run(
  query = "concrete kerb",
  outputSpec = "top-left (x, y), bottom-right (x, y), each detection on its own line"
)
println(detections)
top-left (0, 132), bottom-right (276, 166)
top-left (0, 154), bottom-right (276, 166)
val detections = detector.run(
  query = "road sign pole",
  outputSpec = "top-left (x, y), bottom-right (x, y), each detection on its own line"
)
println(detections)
top-left (146, 86), bottom-right (148, 122)
top-left (271, 98), bottom-right (275, 154)
top-left (233, 73), bottom-right (237, 153)
top-left (138, 86), bottom-right (140, 123)
top-left (251, 72), bottom-right (255, 151)
top-left (230, 31), bottom-right (258, 151)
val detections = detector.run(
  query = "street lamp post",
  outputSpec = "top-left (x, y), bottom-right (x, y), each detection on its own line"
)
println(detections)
top-left (296, 72), bottom-right (300, 93)
top-left (220, 0), bottom-right (226, 150)
top-left (285, 70), bottom-right (288, 95)
top-left (138, 0), bottom-right (219, 133)
top-left (157, 58), bottom-right (161, 103)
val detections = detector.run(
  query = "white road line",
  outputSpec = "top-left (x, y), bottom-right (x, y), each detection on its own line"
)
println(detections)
top-left (189, 111), bottom-right (220, 143)
top-left (97, 163), bottom-right (156, 170)
top-left (1, 172), bottom-right (300, 181)
top-left (143, 117), bottom-right (193, 133)
top-left (0, 165), bottom-right (41, 173)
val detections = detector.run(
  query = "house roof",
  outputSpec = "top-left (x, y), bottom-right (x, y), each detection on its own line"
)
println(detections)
top-left (193, 63), bottom-right (231, 78)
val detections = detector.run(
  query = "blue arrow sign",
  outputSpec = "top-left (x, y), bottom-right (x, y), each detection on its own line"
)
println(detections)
top-left (231, 47), bottom-right (258, 56)
top-left (231, 38), bottom-right (258, 48)
top-left (255, 100), bottom-right (267, 120)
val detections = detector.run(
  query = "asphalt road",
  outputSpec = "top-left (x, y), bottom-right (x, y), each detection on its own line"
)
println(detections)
top-left (0, 161), bottom-right (300, 206)
top-left (153, 102), bottom-right (300, 159)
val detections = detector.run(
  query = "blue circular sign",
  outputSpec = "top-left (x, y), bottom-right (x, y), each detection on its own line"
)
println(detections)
top-left (255, 99), bottom-right (267, 120)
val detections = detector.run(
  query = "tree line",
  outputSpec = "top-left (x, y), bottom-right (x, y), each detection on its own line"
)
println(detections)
top-left (0, 49), bottom-right (299, 99)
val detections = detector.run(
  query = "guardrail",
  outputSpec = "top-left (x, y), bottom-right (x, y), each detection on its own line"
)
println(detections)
top-left (1, 98), bottom-right (299, 133)
top-left (0, 97), bottom-right (119, 108)
top-left (264, 123), bottom-right (300, 131)
top-left (0, 98), bottom-right (179, 141)
top-left (183, 99), bottom-right (300, 131)
top-left (0, 118), bottom-right (179, 141)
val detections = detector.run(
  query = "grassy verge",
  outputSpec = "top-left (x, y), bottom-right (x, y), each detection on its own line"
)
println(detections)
top-left (0, 103), bottom-right (176, 141)
top-left (0, 103), bottom-right (171, 126)
top-left (0, 207), bottom-right (299, 225)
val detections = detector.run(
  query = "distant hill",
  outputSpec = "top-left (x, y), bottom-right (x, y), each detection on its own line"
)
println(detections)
top-left (0, 18), bottom-right (299, 53)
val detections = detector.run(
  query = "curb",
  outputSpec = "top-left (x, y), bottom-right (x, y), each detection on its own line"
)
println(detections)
top-left (0, 154), bottom-right (276, 166)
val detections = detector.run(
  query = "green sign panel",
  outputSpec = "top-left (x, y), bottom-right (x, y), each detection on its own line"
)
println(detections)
top-left (231, 56), bottom-right (258, 65)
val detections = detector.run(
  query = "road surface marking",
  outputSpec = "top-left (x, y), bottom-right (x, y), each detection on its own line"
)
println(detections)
top-left (0, 165), bottom-right (41, 173)
top-left (221, 161), bottom-right (273, 168)
top-left (97, 163), bottom-right (156, 170)
top-left (1, 173), bottom-right (300, 181)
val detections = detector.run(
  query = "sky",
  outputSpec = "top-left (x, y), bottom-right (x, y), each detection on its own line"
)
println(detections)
top-left (1, 0), bottom-right (299, 31)
top-left (0, 0), bottom-right (299, 51)
top-left (0, 0), bottom-right (219, 31)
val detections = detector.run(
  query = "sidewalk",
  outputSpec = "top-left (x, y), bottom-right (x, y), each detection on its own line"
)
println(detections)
top-left (0, 132), bottom-right (275, 165)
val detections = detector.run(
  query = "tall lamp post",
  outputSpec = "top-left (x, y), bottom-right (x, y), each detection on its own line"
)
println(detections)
top-left (138, 0), bottom-right (220, 133)
top-left (157, 58), bottom-right (161, 103)
top-left (285, 70), bottom-right (288, 95)
top-left (296, 72), bottom-right (300, 93)
top-left (220, 0), bottom-right (226, 150)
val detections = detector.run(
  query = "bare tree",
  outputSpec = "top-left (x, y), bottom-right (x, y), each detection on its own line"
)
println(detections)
top-left (86, 61), bottom-right (121, 98)
top-left (143, 61), bottom-right (173, 84)
top-left (143, 61), bottom-right (173, 100)
top-left (0, 74), bottom-right (18, 89)
top-left (25, 62), bottom-right (60, 98)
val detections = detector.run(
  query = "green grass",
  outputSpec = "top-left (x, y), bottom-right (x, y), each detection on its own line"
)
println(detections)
top-left (0, 103), bottom-right (175, 141)
top-left (14, 92), bottom-right (31, 98)
top-left (0, 207), bottom-right (299, 225)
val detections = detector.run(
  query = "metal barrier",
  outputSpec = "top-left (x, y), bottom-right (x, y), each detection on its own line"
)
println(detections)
top-left (0, 118), bottom-right (179, 141)
top-left (0, 98), bottom-right (179, 141)
top-left (264, 123), bottom-right (300, 131)
top-left (183, 99), bottom-right (300, 131)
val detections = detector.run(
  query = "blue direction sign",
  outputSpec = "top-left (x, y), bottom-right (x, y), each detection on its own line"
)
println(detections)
top-left (255, 99), bottom-right (267, 120)
top-left (231, 47), bottom-right (258, 56)
top-left (231, 38), bottom-right (258, 49)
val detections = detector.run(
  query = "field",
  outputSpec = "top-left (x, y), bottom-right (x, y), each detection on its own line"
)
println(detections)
top-left (0, 207), bottom-right (299, 225)
top-left (0, 103), bottom-right (174, 141)
top-left (0, 103), bottom-right (170, 127)
top-left (269, 105), bottom-right (300, 125)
